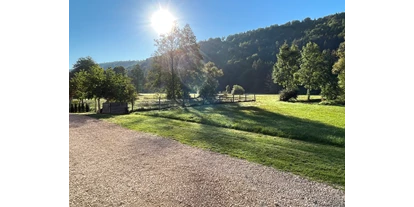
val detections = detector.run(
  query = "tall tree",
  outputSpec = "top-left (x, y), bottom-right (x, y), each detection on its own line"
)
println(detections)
top-left (153, 22), bottom-right (203, 100)
top-left (320, 49), bottom-right (341, 100)
top-left (69, 70), bottom-right (88, 104)
top-left (102, 68), bottom-right (119, 102)
top-left (128, 64), bottom-right (144, 93)
top-left (70, 56), bottom-right (98, 79)
top-left (272, 42), bottom-right (301, 90)
top-left (332, 41), bottom-right (345, 100)
top-left (103, 68), bottom-right (137, 103)
top-left (199, 62), bottom-right (224, 99)
top-left (297, 42), bottom-right (325, 101)
top-left (177, 24), bottom-right (204, 94)
top-left (153, 22), bottom-right (182, 100)
top-left (86, 65), bottom-right (106, 112)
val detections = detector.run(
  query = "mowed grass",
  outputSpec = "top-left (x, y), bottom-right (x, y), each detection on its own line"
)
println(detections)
top-left (89, 113), bottom-right (344, 187)
top-left (88, 94), bottom-right (344, 187)
top-left (140, 94), bottom-right (345, 147)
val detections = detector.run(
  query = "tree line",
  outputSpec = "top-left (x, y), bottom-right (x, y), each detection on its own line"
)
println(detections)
top-left (272, 41), bottom-right (345, 102)
top-left (69, 58), bottom-right (141, 111)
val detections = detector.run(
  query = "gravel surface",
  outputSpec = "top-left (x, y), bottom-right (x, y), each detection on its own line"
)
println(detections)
top-left (70, 114), bottom-right (345, 206)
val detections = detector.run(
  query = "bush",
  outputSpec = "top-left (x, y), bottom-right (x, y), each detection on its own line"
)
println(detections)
top-left (231, 85), bottom-right (245, 95)
top-left (279, 89), bottom-right (298, 101)
top-left (319, 99), bottom-right (345, 106)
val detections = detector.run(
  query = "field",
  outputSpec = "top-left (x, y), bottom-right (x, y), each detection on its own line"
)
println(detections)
top-left (88, 94), bottom-right (345, 188)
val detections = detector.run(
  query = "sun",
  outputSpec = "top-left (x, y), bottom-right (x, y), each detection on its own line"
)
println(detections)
top-left (151, 9), bottom-right (175, 34)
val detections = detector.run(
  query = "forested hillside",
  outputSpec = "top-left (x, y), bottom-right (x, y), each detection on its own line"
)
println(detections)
top-left (96, 12), bottom-right (344, 94)
top-left (199, 12), bottom-right (344, 93)
top-left (98, 60), bottom-right (140, 70)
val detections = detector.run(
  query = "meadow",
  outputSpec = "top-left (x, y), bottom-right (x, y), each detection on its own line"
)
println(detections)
top-left (88, 94), bottom-right (345, 188)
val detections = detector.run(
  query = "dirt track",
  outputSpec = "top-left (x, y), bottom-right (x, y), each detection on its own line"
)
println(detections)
top-left (69, 114), bottom-right (344, 206)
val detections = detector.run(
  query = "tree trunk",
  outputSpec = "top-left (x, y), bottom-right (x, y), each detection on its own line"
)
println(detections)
top-left (98, 98), bottom-right (101, 112)
top-left (131, 100), bottom-right (134, 112)
top-left (307, 88), bottom-right (311, 101)
top-left (170, 53), bottom-right (175, 101)
top-left (94, 98), bottom-right (97, 112)
top-left (69, 97), bottom-right (73, 108)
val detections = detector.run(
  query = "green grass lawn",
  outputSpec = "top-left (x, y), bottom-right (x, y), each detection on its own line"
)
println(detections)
top-left (88, 94), bottom-right (345, 188)
top-left (140, 94), bottom-right (344, 147)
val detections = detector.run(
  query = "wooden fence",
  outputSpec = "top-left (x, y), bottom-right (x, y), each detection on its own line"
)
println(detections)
top-left (133, 94), bottom-right (256, 111)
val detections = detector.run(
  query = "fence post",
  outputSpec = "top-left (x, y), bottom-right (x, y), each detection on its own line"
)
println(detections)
top-left (158, 96), bottom-right (161, 110)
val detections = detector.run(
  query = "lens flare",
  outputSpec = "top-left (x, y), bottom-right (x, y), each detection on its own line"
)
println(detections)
top-left (151, 9), bottom-right (175, 34)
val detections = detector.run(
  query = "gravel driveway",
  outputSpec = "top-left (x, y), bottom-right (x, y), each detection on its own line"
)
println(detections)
top-left (69, 114), bottom-right (344, 206)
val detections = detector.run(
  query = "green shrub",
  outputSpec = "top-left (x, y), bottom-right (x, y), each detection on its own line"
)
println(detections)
top-left (279, 89), bottom-right (298, 101)
top-left (231, 85), bottom-right (245, 95)
top-left (319, 99), bottom-right (345, 106)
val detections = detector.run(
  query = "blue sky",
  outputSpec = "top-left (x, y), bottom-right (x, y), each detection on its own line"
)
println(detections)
top-left (69, 0), bottom-right (344, 68)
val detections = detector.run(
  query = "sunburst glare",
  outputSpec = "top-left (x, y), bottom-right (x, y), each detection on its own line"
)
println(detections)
top-left (151, 9), bottom-right (175, 34)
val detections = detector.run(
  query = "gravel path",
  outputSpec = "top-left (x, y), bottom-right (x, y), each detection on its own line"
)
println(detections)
top-left (69, 114), bottom-right (344, 206)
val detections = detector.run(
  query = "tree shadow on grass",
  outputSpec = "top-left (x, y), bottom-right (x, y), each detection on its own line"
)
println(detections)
top-left (185, 104), bottom-right (345, 147)
top-left (171, 116), bottom-right (344, 186)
